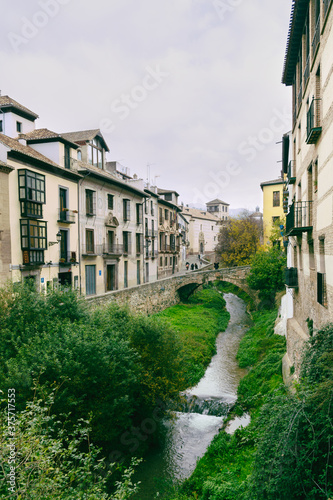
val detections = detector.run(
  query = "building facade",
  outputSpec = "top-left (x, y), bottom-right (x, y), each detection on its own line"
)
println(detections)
top-left (157, 190), bottom-right (181, 278)
top-left (282, 0), bottom-right (333, 377)
top-left (260, 178), bottom-right (286, 246)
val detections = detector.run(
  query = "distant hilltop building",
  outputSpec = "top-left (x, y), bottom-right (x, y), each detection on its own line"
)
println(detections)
top-left (181, 199), bottom-right (229, 255)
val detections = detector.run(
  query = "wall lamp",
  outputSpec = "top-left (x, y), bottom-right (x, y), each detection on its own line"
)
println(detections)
top-left (48, 231), bottom-right (62, 246)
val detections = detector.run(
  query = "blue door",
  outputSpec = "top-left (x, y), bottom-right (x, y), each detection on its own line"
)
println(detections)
top-left (85, 265), bottom-right (96, 295)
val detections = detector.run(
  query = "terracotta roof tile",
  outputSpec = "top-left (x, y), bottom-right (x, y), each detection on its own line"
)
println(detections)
top-left (0, 95), bottom-right (39, 119)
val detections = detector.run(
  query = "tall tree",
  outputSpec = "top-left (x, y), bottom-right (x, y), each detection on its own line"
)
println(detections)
top-left (215, 212), bottom-right (260, 267)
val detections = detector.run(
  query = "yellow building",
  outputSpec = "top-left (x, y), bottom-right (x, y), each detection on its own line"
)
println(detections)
top-left (260, 178), bottom-right (285, 247)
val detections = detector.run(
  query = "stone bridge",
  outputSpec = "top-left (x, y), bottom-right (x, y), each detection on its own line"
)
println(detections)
top-left (87, 265), bottom-right (258, 315)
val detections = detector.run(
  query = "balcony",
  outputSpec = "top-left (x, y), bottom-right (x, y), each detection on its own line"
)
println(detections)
top-left (102, 243), bottom-right (123, 256)
top-left (22, 250), bottom-right (45, 266)
top-left (59, 251), bottom-right (78, 266)
top-left (82, 244), bottom-right (103, 257)
top-left (285, 201), bottom-right (313, 236)
top-left (287, 161), bottom-right (296, 184)
top-left (306, 98), bottom-right (322, 144)
top-left (317, 272), bottom-right (328, 307)
top-left (58, 208), bottom-right (77, 224)
top-left (285, 267), bottom-right (298, 288)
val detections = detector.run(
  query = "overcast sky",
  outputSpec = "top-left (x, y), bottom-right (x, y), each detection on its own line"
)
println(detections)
top-left (1, 0), bottom-right (292, 211)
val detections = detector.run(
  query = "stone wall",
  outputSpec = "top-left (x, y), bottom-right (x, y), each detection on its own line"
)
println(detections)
top-left (86, 266), bottom-right (257, 314)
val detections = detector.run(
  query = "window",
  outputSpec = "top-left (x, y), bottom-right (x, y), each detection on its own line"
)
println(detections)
top-left (164, 209), bottom-right (169, 220)
top-left (123, 231), bottom-right (132, 255)
top-left (18, 170), bottom-right (46, 219)
top-left (164, 193), bottom-right (172, 201)
top-left (136, 233), bottom-right (143, 254)
top-left (151, 200), bottom-right (154, 215)
top-left (0, 120), bottom-right (2, 132)
top-left (59, 187), bottom-right (68, 222)
top-left (123, 199), bottom-right (131, 221)
top-left (137, 260), bottom-right (141, 285)
top-left (86, 229), bottom-right (95, 253)
top-left (86, 189), bottom-right (95, 216)
top-left (160, 256), bottom-right (163, 267)
top-left (20, 219), bottom-right (47, 265)
top-left (16, 121), bottom-right (22, 133)
top-left (64, 144), bottom-right (71, 169)
top-left (88, 137), bottom-right (104, 169)
top-left (107, 231), bottom-right (115, 252)
top-left (136, 203), bottom-right (143, 224)
top-left (144, 200), bottom-right (148, 214)
top-left (309, 239), bottom-right (315, 269)
top-left (59, 229), bottom-right (68, 261)
top-left (273, 191), bottom-right (280, 207)
top-left (107, 194), bottom-right (114, 210)
top-left (165, 257), bottom-right (168, 266)
top-left (124, 261), bottom-right (128, 288)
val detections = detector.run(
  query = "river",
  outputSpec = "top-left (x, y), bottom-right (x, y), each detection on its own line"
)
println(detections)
top-left (133, 293), bottom-right (251, 499)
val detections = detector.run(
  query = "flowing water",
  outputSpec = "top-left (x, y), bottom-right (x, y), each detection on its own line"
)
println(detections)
top-left (133, 293), bottom-right (251, 499)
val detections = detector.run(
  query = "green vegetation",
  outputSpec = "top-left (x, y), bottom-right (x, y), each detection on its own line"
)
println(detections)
top-left (0, 391), bottom-right (141, 499)
top-left (247, 246), bottom-right (286, 308)
top-left (169, 308), bottom-right (285, 499)
top-left (156, 287), bottom-right (230, 387)
top-left (0, 282), bottom-right (230, 497)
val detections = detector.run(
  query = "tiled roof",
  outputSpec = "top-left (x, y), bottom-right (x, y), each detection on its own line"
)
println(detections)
top-left (61, 129), bottom-right (110, 152)
top-left (0, 133), bottom-right (64, 168)
top-left (21, 128), bottom-right (78, 147)
top-left (0, 95), bottom-right (39, 119)
top-left (260, 178), bottom-right (284, 189)
top-left (206, 198), bottom-right (229, 205)
top-left (182, 207), bottom-right (220, 221)
top-left (77, 162), bottom-right (148, 197)
top-left (157, 188), bottom-right (180, 196)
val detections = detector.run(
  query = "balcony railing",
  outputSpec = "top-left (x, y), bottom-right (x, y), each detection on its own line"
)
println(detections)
top-left (287, 160), bottom-right (296, 184)
top-left (312, 16), bottom-right (321, 57)
top-left (285, 267), bottom-right (298, 288)
top-left (59, 251), bottom-right (78, 265)
top-left (317, 272), bottom-right (328, 307)
top-left (306, 98), bottom-right (322, 144)
top-left (102, 244), bottom-right (123, 256)
top-left (82, 244), bottom-right (103, 256)
top-left (286, 201), bottom-right (313, 236)
top-left (58, 208), bottom-right (77, 224)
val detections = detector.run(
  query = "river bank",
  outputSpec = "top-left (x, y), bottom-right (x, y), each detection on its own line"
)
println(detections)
top-left (132, 291), bottom-right (251, 499)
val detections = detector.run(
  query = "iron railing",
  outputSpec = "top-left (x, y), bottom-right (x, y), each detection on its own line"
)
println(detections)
top-left (59, 251), bottom-right (77, 265)
top-left (307, 98), bottom-right (322, 143)
top-left (103, 244), bottom-right (123, 255)
top-left (58, 208), bottom-right (76, 223)
top-left (286, 201), bottom-right (313, 235)
top-left (285, 267), bottom-right (298, 288)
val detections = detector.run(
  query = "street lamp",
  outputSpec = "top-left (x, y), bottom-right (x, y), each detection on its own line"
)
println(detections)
top-left (49, 231), bottom-right (62, 246)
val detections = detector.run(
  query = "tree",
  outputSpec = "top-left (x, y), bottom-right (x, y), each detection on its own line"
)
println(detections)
top-left (215, 212), bottom-right (260, 267)
top-left (247, 247), bottom-right (286, 307)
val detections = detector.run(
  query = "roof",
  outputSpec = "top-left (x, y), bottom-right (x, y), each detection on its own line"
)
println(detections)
top-left (206, 198), bottom-right (229, 206)
top-left (260, 178), bottom-right (285, 190)
top-left (62, 129), bottom-right (110, 152)
top-left (0, 95), bottom-right (39, 120)
top-left (0, 133), bottom-right (81, 180)
top-left (282, 0), bottom-right (309, 86)
top-left (157, 188), bottom-right (180, 196)
top-left (21, 128), bottom-right (79, 148)
top-left (77, 162), bottom-right (148, 198)
top-left (182, 207), bottom-right (220, 222)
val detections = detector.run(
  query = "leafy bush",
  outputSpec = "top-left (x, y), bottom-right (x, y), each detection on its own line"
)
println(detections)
top-left (0, 392), bottom-right (141, 499)
top-left (247, 247), bottom-right (286, 307)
